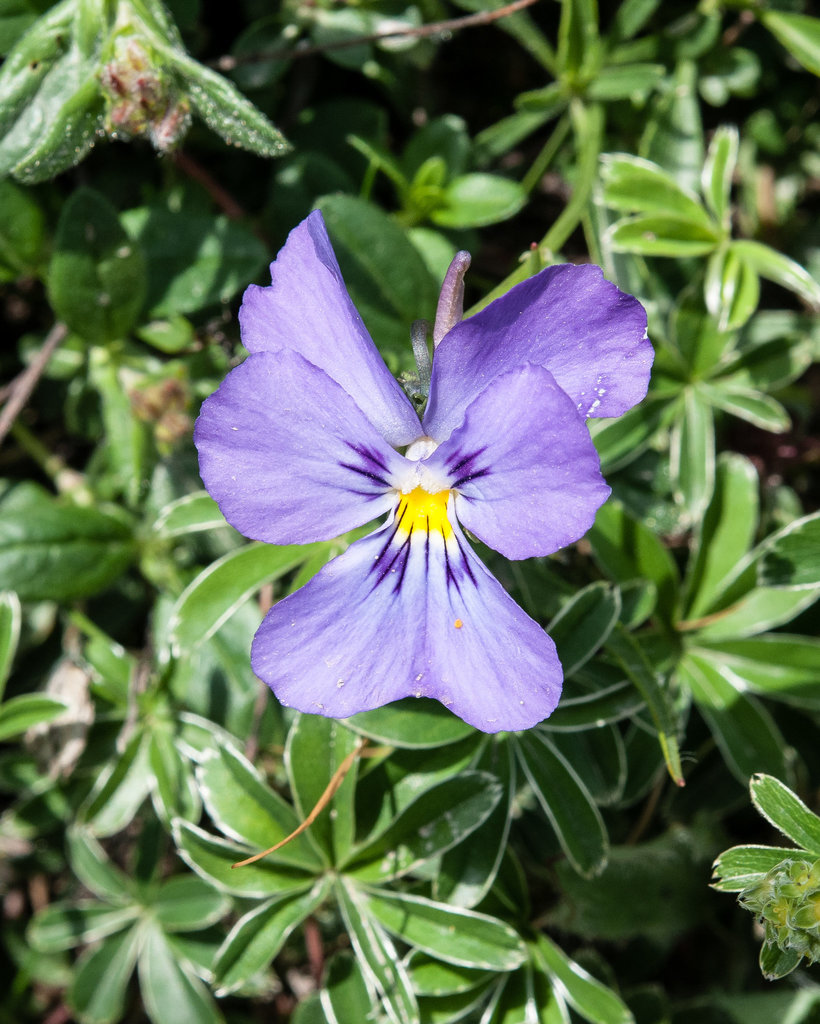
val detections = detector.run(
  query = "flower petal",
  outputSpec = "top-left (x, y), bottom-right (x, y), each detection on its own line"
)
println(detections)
top-left (194, 351), bottom-right (407, 544)
top-left (252, 516), bottom-right (562, 733)
top-left (423, 364), bottom-right (610, 560)
top-left (239, 211), bottom-right (421, 447)
top-left (423, 264), bottom-right (651, 441)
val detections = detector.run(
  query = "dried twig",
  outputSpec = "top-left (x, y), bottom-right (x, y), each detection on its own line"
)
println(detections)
top-left (214, 0), bottom-right (540, 71)
top-left (0, 322), bottom-right (68, 448)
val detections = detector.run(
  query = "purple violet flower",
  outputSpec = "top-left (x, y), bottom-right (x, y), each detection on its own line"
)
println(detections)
top-left (194, 211), bottom-right (652, 733)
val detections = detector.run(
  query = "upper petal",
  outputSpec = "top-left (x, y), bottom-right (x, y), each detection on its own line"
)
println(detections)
top-left (423, 264), bottom-right (652, 442)
top-left (423, 365), bottom-right (610, 560)
top-left (252, 514), bottom-right (562, 733)
top-left (194, 350), bottom-right (407, 545)
top-left (239, 210), bottom-right (421, 447)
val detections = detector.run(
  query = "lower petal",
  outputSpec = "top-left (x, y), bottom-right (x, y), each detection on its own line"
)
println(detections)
top-left (252, 518), bottom-right (562, 733)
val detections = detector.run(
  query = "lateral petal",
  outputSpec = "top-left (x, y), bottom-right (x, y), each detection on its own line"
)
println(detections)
top-left (194, 351), bottom-right (406, 545)
top-left (423, 264), bottom-right (651, 442)
top-left (252, 516), bottom-right (562, 733)
top-left (239, 211), bottom-right (421, 447)
top-left (423, 364), bottom-right (610, 560)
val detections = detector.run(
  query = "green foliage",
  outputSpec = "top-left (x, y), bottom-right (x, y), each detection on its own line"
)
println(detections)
top-left (2, 0), bottom-right (820, 1021)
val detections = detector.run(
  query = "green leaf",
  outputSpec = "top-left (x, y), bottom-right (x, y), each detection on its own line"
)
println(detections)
top-left (760, 10), bottom-right (820, 77)
top-left (535, 934), bottom-right (634, 1024)
top-left (586, 62), bottom-right (665, 100)
top-left (758, 511), bottom-right (820, 590)
top-left (702, 126), bottom-right (738, 226)
top-left (711, 844), bottom-right (801, 893)
top-left (590, 395), bottom-right (670, 472)
top-left (671, 387), bottom-right (715, 515)
top-left (550, 724), bottom-right (627, 807)
top-left (601, 154), bottom-right (713, 226)
top-left (365, 889), bottom-right (526, 971)
top-left (683, 453), bottom-right (759, 621)
top-left (173, 820), bottom-right (314, 898)
top-left (152, 493), bottom-right (229, 538)
top-left (80, 730), bottom-right (151, 837)
top-left (169, 541), bottom-right (323, 653)
top-left (607, 214), bottom-right (719, 257)
top-left (693, 635), bottom-right (820, 710)
top-left (138, 923), bottom-right (224, 1024)
top-left (548, 582), bottom-right (621, 677)
top-left (759, 942), bottom-right (802, 981)
top-left (213, 880), bottom-right (329, 996)
top-left (67, 827), bottom-right (134, 904)
top-left (750, 774), bottom-right (820, 856)
top-left (348, 771), bottom-right (503, 882)
top-left (694, 586), bottom-right (820, 641)
top-left (196, 741), bottom-right (321, 870)
top-left (165, 48), bottom-right (288, 157)
top-left (680, 653), bottom-right (790, 782)
top-left (0, 591), bottom-right (21, 702)
top-left (335, 878), bottom-right (418, 1024)
top-left (148, 728), bottom-right (200, 828)
top-left (730, 240), bottom-right (820, 308)
top-left (431, 174), bottom-right (526, 228)
top-left (69, 924), bottom-right (141, 1024)
top-left (346, 699), bottom-right (474, 749)
top-left (605, 626), bottom-right (684, 786)
top-left (516, 731), bottom-right (609, 877)
top-left (0, 178), bottom-right (45, 278)
top-left (28, 901), bottom-right (139, 952)
top-left (286, 714), bottom-right (360, 864)
top-left (48, 187), bottom-right (146, 343)
top-left (321, 953), bottom-right (380, 1024)
top-left (545, 676), bottom-right (645, 732)
top-left (640, 60), bottom-right (703, 191)
top-left (701, 382), bottom-right (789, 433)
top-left (154, 875), bottom-right (229, 933)
top-left (0, 692), bottom-right (67, 741)
top-left (587, 500), bottom-right (679, 625)
top-left (558, 0), bottom-right (601, 77)
top-left (704, 246), bottom-right (760, 331)
top-left (122, 207), bottom-right (268, 317)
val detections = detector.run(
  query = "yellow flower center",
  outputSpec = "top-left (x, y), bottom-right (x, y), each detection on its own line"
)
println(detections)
top-left (396, 486), bottom-right (452, 538)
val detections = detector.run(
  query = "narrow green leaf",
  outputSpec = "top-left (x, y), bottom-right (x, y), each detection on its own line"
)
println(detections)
top-left (680, 654), bottom-right (790, 783)
top-left (607, 214), bottom-right (719, 256)
top-left (702, 383), bottom-right (790, 433)
top-left (347, 698), bottom-right (473, 749)
top-left (173, 820), bottom-right (315, 898)
top-left (286, 714), bottom-right (360, 865)
top-left (671, 387), bottom-right (715, 515)
top-left (694, 586), bottom-right (820, 641)
top-left (67, 827), bottom-right (135, 904)
top-left (365, 889), bottom-right (526, 971)
top-left (590, 395), bottom-right (670, 472)
top-left (152, 493), bottom-right (227, 538)
top-left (759, 942), bottom-right (802, 981)
top-left (213, 880), bottom-right (329, 996)
top-left (758, 511), bottom-right (820, 590)
top-left (154, 875), bottom-right (229, 933)
top-left (693, 635), bottom-right (820, 710)
top-left (683, 453), bottom-right (759, 621)
top-left (169, 541), bottom-right (322, 652)
top-left (166, 48), bottom-right (289, 157)
top-left (0, 483), bottom-right (135, 602)
top-left (702, 125), bottom-right (738, 226)
top-left (335, 878), bottom-right (418, 1024)
top-left (48, 187), bottom-right (146, 343)
top-left (750, 774), bottom-right (820, 856)
top-left (535, 934), bottom-right (634, 1024)
top-left (587, 500), bottom-right (680, 625)
top-left (0, 591), bottom-right (20, 702)
top-left (0, 693), bottom-right (67, 741)
top-left (711, 844), bottom-right (801, 892)
top-left (605, 626), bottom-right (684, 786)
top-left (548, 582), bottom-right (621, 677)
top-left (601, 153), bottom-right (712, 225)
top-left (516, 731), bottom-right (609, 877)
top-left (704, 246), bottom-right (760, 331)
top-left (138, 924), bottom-right (224, 1024)
top-left (640, 60), bottom-right (703, 191)
top-left (432, 173), bottom-right (526, 228)
top-left (348, 771), bottom-right (503, 882)
top-left (29, 901), bottom-right (139, 952)
top-left (196, 741), bottom-right (321, 870)
top-left (731, 239), bottom-right (820, 308)
top-left (587, 62), bottom-right (665, 100)
top-left (0, 178), bottom-right (45, 278)
top-left (550, 725), bottom-right (627, 807)
top-left (69, 924), bottom-right (141, 1024)
top-left (321, 953), bottom-right (376, 1024)
top-left (80, 730), bottom-right (151, 837)
top-left (760, 10), bottom-right (820, 77)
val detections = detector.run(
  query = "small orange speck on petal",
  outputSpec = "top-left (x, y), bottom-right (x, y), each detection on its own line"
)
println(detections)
top-left (454, 619), bottom-right (463, 629)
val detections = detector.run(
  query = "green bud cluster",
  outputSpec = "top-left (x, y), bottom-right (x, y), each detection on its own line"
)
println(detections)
top-left (740, 857), bottom-right (820, 964)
